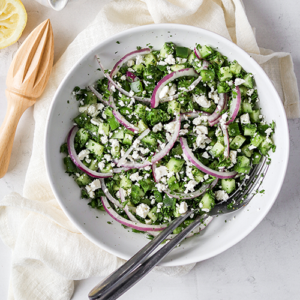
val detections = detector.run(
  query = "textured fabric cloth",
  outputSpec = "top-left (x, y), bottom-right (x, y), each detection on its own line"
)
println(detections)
top-left (0, 1), bottom-right (299, 299)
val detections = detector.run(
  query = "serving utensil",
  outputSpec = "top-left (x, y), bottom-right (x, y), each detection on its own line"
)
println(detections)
top-left (0, 19), bottom-right (54, 178)
top-left (89, 158), bottom-right (269, 300)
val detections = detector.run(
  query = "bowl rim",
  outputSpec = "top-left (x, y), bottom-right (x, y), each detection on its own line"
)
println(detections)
top-left (45, 23), bottom-right (289, 266)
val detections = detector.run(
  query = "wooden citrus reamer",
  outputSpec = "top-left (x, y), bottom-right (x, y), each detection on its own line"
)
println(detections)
top-left (0, 19), bottom-right (54, 178)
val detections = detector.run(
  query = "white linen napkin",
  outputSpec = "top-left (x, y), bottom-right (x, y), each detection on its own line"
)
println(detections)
top-left (0, 0), bottom-right (299, 299)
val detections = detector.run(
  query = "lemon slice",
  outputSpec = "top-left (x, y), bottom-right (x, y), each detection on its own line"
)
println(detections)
top-left (0, 0), bottom-right (27, 49)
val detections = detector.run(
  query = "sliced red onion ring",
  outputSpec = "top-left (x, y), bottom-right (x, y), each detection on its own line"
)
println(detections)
top-left (113, 167), bottom-right (131, 173)
top-left (100, 178), bottom-right (122, 208)
top-left (208, 93), bottom-right (228, 126)
top-left (160, 76), bottom-right (202, 103)
top-left (225, 86), bottom-right (241, 125)
top-left (112, 110), bottom-right (139, 133)
top-left (117, 128), bottom-right (150, 167)
top-left (194, 47), bottom-right (202, 60)
top-left (101, 196), bottom-right (168, 231)
top-left (151, 68), bottom-right (198, 108)
top-left (96, 55), bottom-right (150, 103)
top-left (180, 137), bottom-right (237, 179)
top-left (67, 126), bottom-right (113, 178)
top-left (202, 60), bottom-right (210, 70)
top-left (119, 188), bottom-right (140, 223)
top-left (126, 71), bottom-right (138, 83)
top-left (120, 113), bottom-right (181, 168)
top-left (166, 178), bottom-right (218, 200)
top-left (88, 85), bottom-right (112, 107)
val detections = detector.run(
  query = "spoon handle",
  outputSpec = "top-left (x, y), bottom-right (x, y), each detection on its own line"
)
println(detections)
top-left (0, 90), bottom-right (35, 178)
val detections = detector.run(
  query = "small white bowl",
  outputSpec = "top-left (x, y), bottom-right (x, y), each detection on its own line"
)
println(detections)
top-left (45, 24), bottom-right (289, 266)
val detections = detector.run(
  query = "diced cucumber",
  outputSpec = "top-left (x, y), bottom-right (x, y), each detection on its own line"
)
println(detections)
top-left (200, 69), bottom-right (215, 82)
top-left (188, 52), bottom-right (196, 64)
top-left (241, 144), bottom-right (253, 158)
top-left (84, 91), bottom-right (97, 105)
top-left (198, 45), bottom-right (214, 58)
top-left (217, 82), bottom-right (230, 93)
top-left (211, 53), bottom-right (224, 65)
top-left (250, 133), bottom-right (264, 147)
top-left (257, 124), bottom-right (271, 136)
top-left (243, 124), bottom-right (257, 136)
top-left (76, 128), bottom-right (89, 148)
top-left (209, 141), bottom-right (225, 158)
top-left (102, 163), bottom-right (112, 173)
top-left (104, 107), bottom-right (113, 118)
top-left (249, 109), bottom-right (260, 123)
top-left (173, 206), bottom-right (181, 218)
top-left (241, 101), bottom-right (253, 113)
top-left (140, 178), bottom-right (155, 193)
top-left (148, 207), bottom-right (157, 222)
top-left (192, 168), bottom-right (205, 183)
top-left (239, 85), bottom-right (248, 96)
top-left (107, 116), bottom-right (120, 131)
top-left (111, 129), bottom-right (124, 140)
top-left (76, 173), bottom-right (92, 187)
top-left (131, 185), bottom-right (145, 203)
top-left (173, 226), bottom-right (183, 234)
top-left (74, 112), bottom-right (89, 128)
top-left (258, 137), bottom-right (274, 155)
top-left (200, 192), bottom-right (215, 211)
top-left (132, 64), bottom-right (144, 73)
top-left (141, 135), bottom-right (156, 148)
top-left (234, 156), bottom-right (251, 174)
top-left (130, 81), bottom-right (143, 93)
top-left (123, 133), bottom-right (133, 145)
top-left (230, 61), bottom-right (242, 75)
top-left (200, 102), bottom-right (216, 114)
top-left (252, 152), bottom-right (262, 164)
top-left (228, 123), bottom-right (241, 137)
top-left (170, 64), bottom-right (185, 72)
top-left (120, 176), bottom-right (132, 189)
top-left (144, 53), bottom-right (157, 66)
top-left (166, 157), bottom-right (185, 173)
top-left (167, 176), bottom-right (180, 191)
top-left (111, 141), bottom-right (120, 158)
top-left (242, 73), bottom-right (254, 88)
top-left (221, 179), bottom-right (236, 194)
top-left (134, 104), bottom-right (146, 119)
top-left (160, 42), bottom-right (175, 58)
top-left (137, 119), bottom-right (148, 132)
top-left (175, 46), bottom-right (190, 58)
top-left (98, 123), bottom-right (110, 136)
top-left (86, 139), bottom-right (104, 157)
top-left (219, 66), bottom-right (233, 82)
top-left (89, 159), bottom-right (98, 171)
top-left (167, 100), bottom-right (181, 114)
top-left (83, 123), bottom-right (98, 136)
top-left (171, 143), bottom-right (183, 156)
top-left (230, 135), bottom-right (246, 150)
top-left (63, 157), bottom-right (77, 174)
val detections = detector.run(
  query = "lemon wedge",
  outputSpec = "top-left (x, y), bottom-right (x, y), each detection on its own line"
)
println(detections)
top-left (0, 0), bottom-right (27, 49)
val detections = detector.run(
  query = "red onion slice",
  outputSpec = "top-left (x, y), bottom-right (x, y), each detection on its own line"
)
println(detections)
top-left (151, 68), bottom-right (198, 108)
top-left (67, 126), bottom-right (113, 178)
top-left (180, 137), bottom-right (237, 179)
top-left (119, 188), bottom-right (140, 223)
top-left (208, 93), bottom-right (228, 126)
top-left (113, 167), bottom-right (131, 173)
top-left (225, 86), bottom-right (242, 125)
top-left (126, 71), bottom-right (138, 83)
top-left (112, 110), bottom-right (139, 133)
top-left (194, 47), bottom-right (202, 60)
top-left (160, 76), bottom-right (202, 103)
top-left (120, 113), bottom-right (181, 168)
top-left (101, 196), bottom-right (168, 231)
top-left (100, 178), bottom-right (123, 209)
top-left (96, 55), bottom-right (150, 103)
top-left (180, 111), bottom-right (210, 119)
top-left (202, 60), bottom-right (210, 70)
top-left (88, 85), bottom-right (112, 107)
top-left (117, 128), bottom-right (150, 167)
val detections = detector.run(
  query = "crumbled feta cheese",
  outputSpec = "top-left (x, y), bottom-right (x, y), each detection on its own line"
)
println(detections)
top-left (88, 191), bottom-right (95, 198)
top-left (159, 85), bottom-right (169, 99)
top-left (193, 94), bottom-right (211, 108)
top-left (78, 149), bottom-right (90, 161)
top-left (155, 183), bottom-right (167, 192)
top-left (265, 128), bottom-right (273, 137)
top-left (87, 104), bottom-right (98, 116)
top-left (129, 90), bottom-right (134, 97)
top-left (90, 179), bottom-right (101, 191)
top-left (120, 75), bottom-right (126, 81)
top-left (164, 122), bottom-right (177, 133)
top-left (165, 54), bottom-right (176, 65)
top-left (110, 139), bottom-right (119, 148)
top-left (179, 129), bottom-right (189, 135)
top-left (235, 78), bottom-right (246, 86)
top-left (79, 105), bottom-right (89, 113)
top-left (127, 60), bottom-right (134, 67)
top-left (168, 84), bottom-right (177, 96)
top-left (185, 180), bottom-right (198, 193)
top-left (132, 151), bottom-right (140, 160)
top-left (194, 125), bottom-right (208, 135)
top-left (215, 190), bottom-right (229, 201)
top-left (103, 154), bottom-right (112, 162)
top-left (230, 150), bottom-right (237, 164)
top-left (130, 172), bottom-right (143, 182)
top-left (226, 80), bottom-right (233, 86)
top-left (240, 113), bottom-right (250, 124)
top-left (98, 161), bottom-right (105, 170)
top-left (136, 203), bottom-right (150, 218)
top-left (155, 166), bottom-right (169, 181)
top-left (91, 118), bottom-right (102, 126)
top-left (178, 202), bottom-right (188, 214)
top-left (136, 55), bottom-right (144, 65)
top-left (247, 89), bottom-right (254, 96)
top-left (152, 122), bottom-right (163, 133)
top-left (248, 145), bottom-right (257, 150)
top-left (202, 151), bottom-right (210, 159)
top-left (101, 135), bottom-right (108, 144)
top-left (157, 60), bottom-right (167, 66)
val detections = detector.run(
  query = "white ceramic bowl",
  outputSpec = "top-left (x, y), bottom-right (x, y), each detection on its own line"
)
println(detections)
top-left (45, 24), bottom-right (289, 266)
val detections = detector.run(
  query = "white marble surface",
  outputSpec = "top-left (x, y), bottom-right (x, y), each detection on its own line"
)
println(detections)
top-left (0, 0), bottom-right (300, 299)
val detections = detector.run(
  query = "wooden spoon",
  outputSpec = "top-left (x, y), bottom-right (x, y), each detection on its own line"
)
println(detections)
top-left (0, 19), bottom-right (54, 178)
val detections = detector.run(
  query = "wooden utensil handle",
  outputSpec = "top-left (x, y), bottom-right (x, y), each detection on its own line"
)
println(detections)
top-left (0, 90), bottom-right (35, 178)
